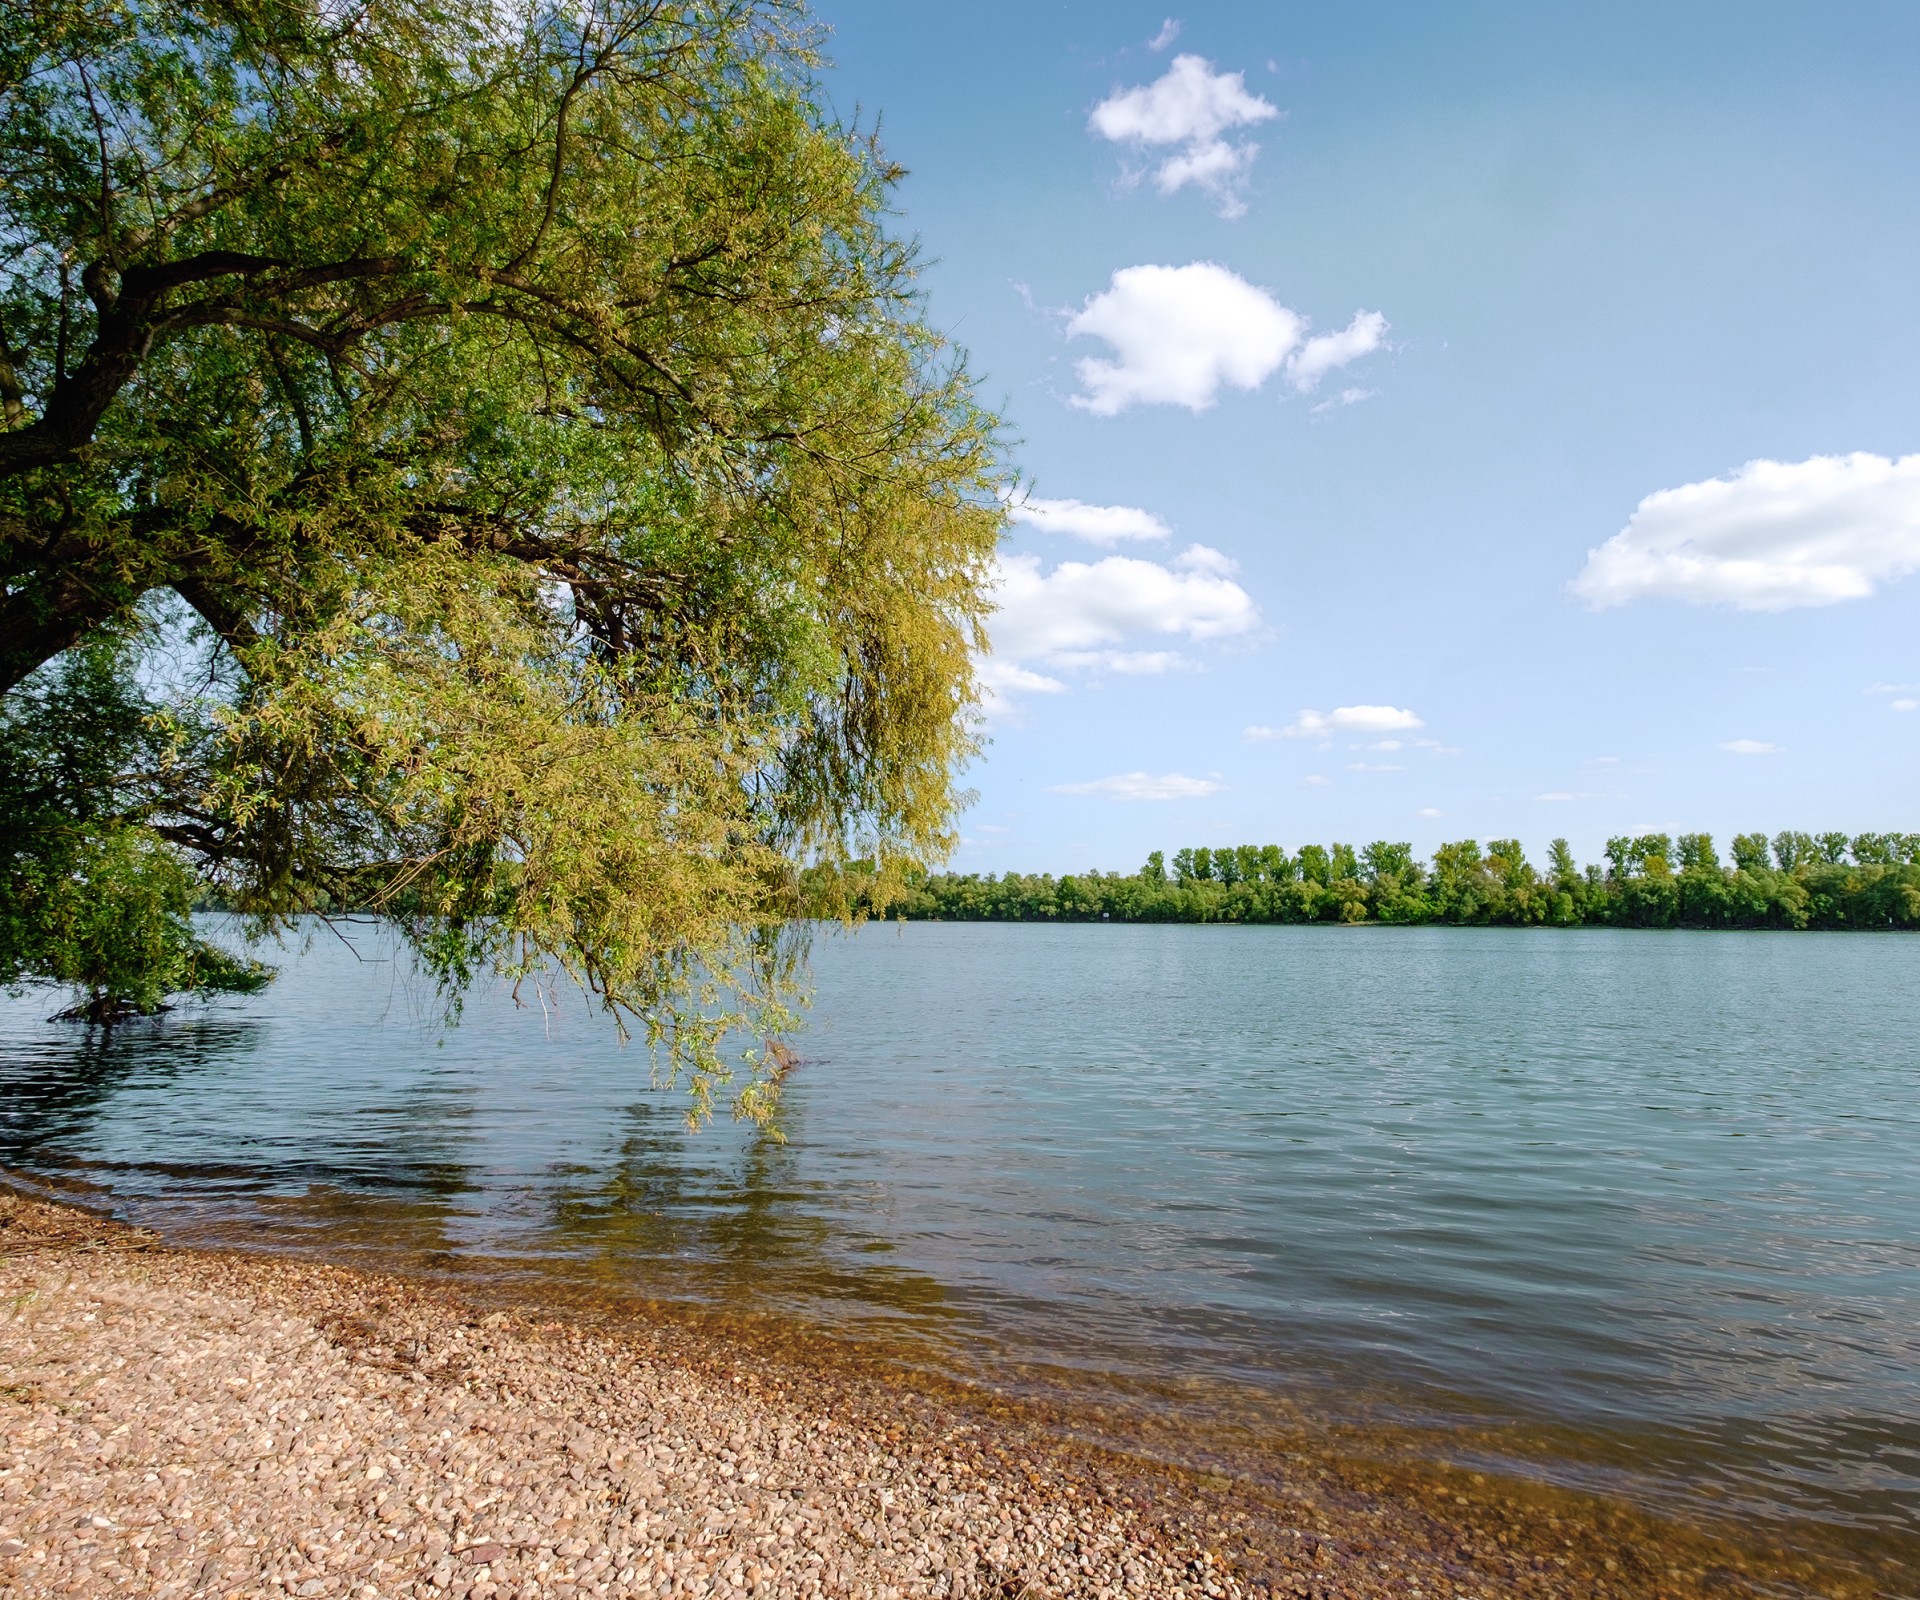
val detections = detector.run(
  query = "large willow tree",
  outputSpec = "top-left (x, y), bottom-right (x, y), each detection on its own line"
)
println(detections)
top-left (0, 0), bottom-right (1004, 1117)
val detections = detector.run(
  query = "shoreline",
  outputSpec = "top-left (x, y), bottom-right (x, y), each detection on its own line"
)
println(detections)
top-left (0, 1190), bottom-right (1896, 1599)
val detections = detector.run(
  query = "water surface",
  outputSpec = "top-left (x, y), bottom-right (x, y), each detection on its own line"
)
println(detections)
top-left (3, 921), bottom-right (1916, 1576)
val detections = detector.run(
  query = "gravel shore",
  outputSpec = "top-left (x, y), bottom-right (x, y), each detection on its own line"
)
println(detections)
top-left (0, 1192), bottom-right (1882, 1599)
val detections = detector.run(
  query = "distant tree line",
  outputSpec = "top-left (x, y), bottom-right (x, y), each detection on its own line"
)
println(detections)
top-left (869, 833), bottom-right (1920, 930)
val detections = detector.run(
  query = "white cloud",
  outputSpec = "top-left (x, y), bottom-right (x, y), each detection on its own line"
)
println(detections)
top-left (981, 544), bottom-right (1259, 709)
top-left (1045, 649), bottom-right (1189, 675)
top-left (1894, 698), bottom-right (1918, 713)
top-left (1313, 386), bottom-right (1375, 414)
top-left (1252, 704), bottom-right (1425, 739)
top-left (976, 659), bottom-right (1066, 697)
top-left (1005, 494), bottom-right (1171, 544)
top-left (1288, 312), bottom-right (1389, 392)
top-left (1089, 55), bottom-right (1278, 217)
top-left (1147, 18), bottom-right (1181, 51)
top-left (1302, 774), bottom-right (1330, 787)
top-left (1417, 807), bottom-right (1443, 818)
top-left (1066, 265), bottom-right (1385, 413)
top-left (1573, 452), bottom-right (1920, 610)
top-left (989, 545), bottom-right (1258, 660)
top-left (1345, 761), bottom-right (1404, 773)
top-left (1048, 771), bottom-right (1224, 801)
top-left (1720, 739), bottom-right (1784, 755)
top-left (1536, 791), bottom-right (1588, 802)
top-left (1068, 264), bottom-right (1296, 414)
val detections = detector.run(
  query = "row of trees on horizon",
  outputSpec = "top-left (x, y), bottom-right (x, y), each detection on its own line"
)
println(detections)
top-left (874, 831), bottom-right (1920, 930)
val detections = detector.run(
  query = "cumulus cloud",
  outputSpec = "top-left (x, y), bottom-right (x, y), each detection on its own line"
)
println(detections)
top-left (1048, 771), bottom-right (1224, 801)
top-left (989, 544), bottom-right (1258, 660)
top-left (1089, 55), bottom-right (1277, 217)
top-left (976, 659), bottom-right (1066, 699)
top-left (1069, 264), bottom-right (1295, 414)
top-left (1246, 704), bottom-right (1425, 740)
top-left (1573, 453), bottom-right (1920, 610)
top-left (1067, 265), bottom-right (1385, 414)
top-left (1004, 494), bottom-right (1170, 544)
top-left (1720, 739), bottom-right (1784, 755)
top-left (980, 544), bottom-right (1259, 711)
top-left (1417, 807), bottom-right (1443, 818)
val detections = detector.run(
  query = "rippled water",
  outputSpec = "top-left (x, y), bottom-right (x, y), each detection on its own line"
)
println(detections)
top-left (3, 920), bottom-right (1917, 1573)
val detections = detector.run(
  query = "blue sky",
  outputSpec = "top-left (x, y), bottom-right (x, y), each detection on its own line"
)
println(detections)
top-left (815, 0), bottom-right (1920, 874)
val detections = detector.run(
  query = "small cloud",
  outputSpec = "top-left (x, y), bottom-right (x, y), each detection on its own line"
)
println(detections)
top-left (982, 545), bottom-right (1259, 710)
top-left (1417, 807), bottom-right (1443, 818)
top-left (1272, 704), bottom-right (1425, 738)
top-left (1868, 681), bottom-right (1919, 694)
top-left (1535, 791), bottom-right (1589, 802)
top-left (1090, 55), bottom-right (1278, 217)
top-left (1048, 771), bottom-right (1225, 801)
top-left (1066, 264), bottom-right (1385, 413)
top-left (1345, 762), bottom-right (1404, 773)
top-left (1589, 754), bottom-right (1622, 765)
top-left (1414, 737), bottom-right (1464, 756)
top-left (1313, 386), bottom-right (1376, 414)
top-left (1573, 452), bottom-right (1920, 611)
top-left (1720, 739), bottom-right (1784, 756)
top-left (977, 660), bottom-right (1067, 698)
top-left (1147, 18), bottom-right (1181, 52)
top-left (1046, 648), bottom-right (1189, 674)
top-left (1366, 739), bottom-right (1403, 751)
top-left (975, 823), bottom-right (1012, 835)
top-left (1005, 493), bottom-right (1171, 544)
top-left (1302, 773), bottom-right (1330, 787)
top-left (1893, 698), bottom-right (1918, 712)
top-left (1288, 313), bottom-right (1389, 393)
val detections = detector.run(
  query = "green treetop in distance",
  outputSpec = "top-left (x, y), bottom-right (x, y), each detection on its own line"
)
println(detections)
top-left (0, 0), bottom-right (1006, 1120)
top-left (889, 833), bottom-right (1920, 932)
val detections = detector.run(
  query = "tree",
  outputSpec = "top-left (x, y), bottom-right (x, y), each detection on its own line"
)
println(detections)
top-left (0, 0), bottom-right (1003, 1119)
top-left (1773, 832), bottom-right (1816, 872)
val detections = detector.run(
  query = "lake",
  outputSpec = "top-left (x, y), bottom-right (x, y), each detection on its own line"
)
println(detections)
top-left (3, 921), bottom-right (1916, 1580)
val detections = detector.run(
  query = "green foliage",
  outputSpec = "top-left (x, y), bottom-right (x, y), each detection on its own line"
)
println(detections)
top-left (0, 636), bottom-right (270, 1018)
top-left (885, 832), bottom-right (1920, 933)
top-left (0, 0), bottom-right (1005, 1117)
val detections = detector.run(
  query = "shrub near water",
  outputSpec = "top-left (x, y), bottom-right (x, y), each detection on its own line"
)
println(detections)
top-left (884, 834), bottom-right (1920, 931)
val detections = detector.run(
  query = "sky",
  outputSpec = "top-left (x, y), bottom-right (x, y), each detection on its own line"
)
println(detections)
top-left (812, 0), bottom-right (1920, 875)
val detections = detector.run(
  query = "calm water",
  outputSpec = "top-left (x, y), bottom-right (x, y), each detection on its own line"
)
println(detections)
top-left (3, 921), bottom-right (1917, 1570)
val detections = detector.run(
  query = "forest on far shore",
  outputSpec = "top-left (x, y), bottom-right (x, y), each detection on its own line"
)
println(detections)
top-left (870, 832), bottom-right (1920, 930)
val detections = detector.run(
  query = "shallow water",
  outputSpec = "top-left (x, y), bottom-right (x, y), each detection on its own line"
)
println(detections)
top-left (3, 920), bottom-right (1917, 1574)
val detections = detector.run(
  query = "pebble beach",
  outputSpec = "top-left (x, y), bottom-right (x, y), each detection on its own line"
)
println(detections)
top-left (0, 1190), bottom-right (1885, 1600)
